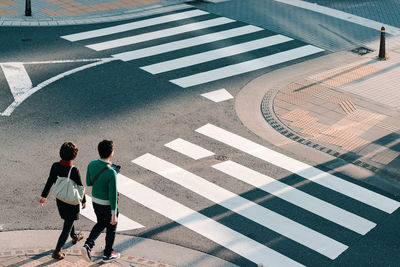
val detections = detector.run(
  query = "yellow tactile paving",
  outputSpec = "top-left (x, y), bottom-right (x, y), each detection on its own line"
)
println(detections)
top-left (371, 149), bottom-right (400, 165)
top-left (312, 64), bottom-right (380, 88)
top-left (280, 109), bottom-right (309, 122)
top-left (290, 116), bottom-right (319, 128)
top-left (42, 0), bottom-right (160, 16)
top-left (300, 122), bottom-right (330, 137)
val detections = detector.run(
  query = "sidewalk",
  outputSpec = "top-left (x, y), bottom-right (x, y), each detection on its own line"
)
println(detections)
top-left (0, 0), bottom-right (193, 26)
top-left (263, 36), bottom-right (400, 181)
top-left (0, 230), bottom-right (238, 267)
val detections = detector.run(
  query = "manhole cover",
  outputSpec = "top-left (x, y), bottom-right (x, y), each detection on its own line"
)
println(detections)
top-left (214, 155), bottom-right (229, 161)
top-left (351, 47), bottom-right (374, 55)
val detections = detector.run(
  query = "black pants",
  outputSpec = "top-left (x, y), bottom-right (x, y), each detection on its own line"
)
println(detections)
top-left (85, 203), bottom-right (117, 257)
top-left (55, 219), bottom-right (77, 252)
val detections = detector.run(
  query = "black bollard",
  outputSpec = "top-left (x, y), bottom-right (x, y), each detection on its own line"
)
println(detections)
top-left (378, 26), bottom-right (386, 60)
top-left (25, 0), bottom-right (32, 16)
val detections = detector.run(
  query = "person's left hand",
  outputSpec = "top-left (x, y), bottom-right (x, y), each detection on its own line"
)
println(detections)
top-left (82, 203), bottom-right (86, 209)
top-left (39, 197), bottom-right (46, 206)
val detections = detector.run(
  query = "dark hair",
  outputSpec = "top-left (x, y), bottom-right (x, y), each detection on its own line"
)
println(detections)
top-left (98, 140), bottom-right (114, 159)
top-left (60, 142), bottom-right (78, 161)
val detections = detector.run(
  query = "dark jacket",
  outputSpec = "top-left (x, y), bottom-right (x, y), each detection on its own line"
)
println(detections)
top-left (41, 161), bottom-right (86, 220)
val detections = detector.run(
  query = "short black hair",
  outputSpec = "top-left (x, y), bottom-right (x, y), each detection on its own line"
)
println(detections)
top-left (98, 140), bottom-right (114, 159)
top-left (60, 142), bottom-right (78, 161)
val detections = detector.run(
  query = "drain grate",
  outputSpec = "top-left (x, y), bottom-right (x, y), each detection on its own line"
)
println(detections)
top-left (351, 47), bottom-right (374, 55)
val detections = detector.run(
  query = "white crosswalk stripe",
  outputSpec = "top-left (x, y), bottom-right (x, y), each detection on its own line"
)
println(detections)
top-left (196, 123), bottom-right (400, 214)
top-left (61, 9), bottom-right (209, 41)
top-left (122, 124), bottom-right (399, 265)
top-left (132, 153), bottom-right (348, 260)
top-left (61, 8), bottom-right (325, 88)
top-left (212, 160), bottom-right (376, 235)
top-left (113, 25), bottom-right (263, 61)
top-left (141, 35), bottom-right (293, 74)
top-left (117, 173), bottom-right (304, 266)
top-left (86, 17), bottom-right (235, 51)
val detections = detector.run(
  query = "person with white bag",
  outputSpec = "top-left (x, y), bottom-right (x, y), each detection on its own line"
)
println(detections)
top-left (39, 141), bottom-right (87, 260)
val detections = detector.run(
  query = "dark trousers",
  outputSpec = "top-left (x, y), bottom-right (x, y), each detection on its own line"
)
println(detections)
top-left (85, 203), bottom-right (117, 257)
top-left (55, 219), bottom-right (76, 252)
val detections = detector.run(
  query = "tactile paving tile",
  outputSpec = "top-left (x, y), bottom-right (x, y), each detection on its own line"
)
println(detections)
top-left (376, 121), bottom-right (400, 132)
top-left (371, 149), bottom-right (400, 164)
top-left (275, 93), bottom-right (306, 105)
top-left (19, 260), bottom-right (45, 267)
top-left (300, 122), bottom-right (330, 137)
top-left (311, 64), bottom-right (380, 88)
top-left (290, 116), bottom-right (319, 128)
top-left (280, 109), bottom-right (309, 121)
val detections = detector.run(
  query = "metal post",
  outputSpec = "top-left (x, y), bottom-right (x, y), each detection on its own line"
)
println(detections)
top-left (378, 26), bottom-right (386, 60)
top-left (25, 0), bottom-right (32, 16)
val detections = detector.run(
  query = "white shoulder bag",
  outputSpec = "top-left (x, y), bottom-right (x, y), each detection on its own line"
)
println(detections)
top-left (53, 166), bottom-right (85, 205)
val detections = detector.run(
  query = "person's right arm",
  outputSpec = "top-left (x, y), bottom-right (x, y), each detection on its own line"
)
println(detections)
top-left (39, 164), bottom-right (57, 206)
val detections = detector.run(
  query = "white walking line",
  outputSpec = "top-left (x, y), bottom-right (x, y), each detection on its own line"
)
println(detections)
top-left (82, 195), bottom-right (144, 232)
top-left (132, 153), bottom-right (348, 259)
top-left (61, 9), bottom-right (209, 42)
top-left (113, 25), bottom-right (263, 61)
top-left (170, 45), bottom-right (324, 88)
top-left (212, 160), bottom-right (376, 235)
top-left (165, 138), bottom-right (215, 160)
top-left (117, 173), bottom-right (304, 266)
top-left (273, 0), bottom-right (400, 35)
top-left (0, 59), bottom-right (105, 65)
top-left (1, 63), bottom-right (32, 102)
top-left (196, 124), bottom-right (400, 214)
top-left (86, 17), bottom-right (235, 51)
top-left (201, 88), bottom-right (234, 103)
top-left (0, 58), bottom-right (117, 117)
top-left (141, 35), bottom-right (293, 74)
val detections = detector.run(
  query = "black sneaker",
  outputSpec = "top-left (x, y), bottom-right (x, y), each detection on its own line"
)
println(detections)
top-left (102, 251), bottom-right (120, 262)
top-left (81, 244), bottom-right (92, 262)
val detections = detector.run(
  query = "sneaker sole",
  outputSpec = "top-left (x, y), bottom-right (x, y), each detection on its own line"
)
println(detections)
top-left (80, 247), bottom-right (91, 262)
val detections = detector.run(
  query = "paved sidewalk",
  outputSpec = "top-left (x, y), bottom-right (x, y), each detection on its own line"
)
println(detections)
top-left (0, 230), bottom-right (238, 267)
top-left (260, 35), bottom-right (400, 182)
top-left (0, 0), bottom-right (193, 26)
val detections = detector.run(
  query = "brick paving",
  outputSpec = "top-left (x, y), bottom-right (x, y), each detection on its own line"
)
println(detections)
top-left (268, 38), bottom-right (400, 178)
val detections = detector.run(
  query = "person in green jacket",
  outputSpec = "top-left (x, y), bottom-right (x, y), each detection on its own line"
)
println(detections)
top-left (81, 140), bottom-right (120, 263)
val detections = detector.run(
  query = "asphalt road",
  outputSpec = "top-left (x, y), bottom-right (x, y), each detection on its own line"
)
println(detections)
top-left (1, 1), bottom-right (400, 266)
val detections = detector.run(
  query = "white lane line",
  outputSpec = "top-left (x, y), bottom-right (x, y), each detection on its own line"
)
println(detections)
top-left (273, 0), bottom-right (400, 36)
top-left (1, 63), bottom-right (32, 102)
top-left (1, 58), bottom-right (116, 117)
top-left (113, 25), bottom-right (263, 61)
top-left (165, 138), bottom-right (215, 160)
top-left (81, 195), bottom-right (144, 232)
top-left (61, 9), bottom-right (209, 42)
top-left (213, 160), bottom-right (376, 235)
top-left (196, 124), bottom-right (400, 214)
top-left (132, 153), bottom-right (348, 259)
top-left (201, 88), bottom-right (233, 102)
top-left (170, 45), bottom-right (324, 88)
top-left (117, 173), bottom-right (304, 267)
top-left (141, 35), bottom-right (292, 74)
top-left (87, 17), bottom-right (234, 51)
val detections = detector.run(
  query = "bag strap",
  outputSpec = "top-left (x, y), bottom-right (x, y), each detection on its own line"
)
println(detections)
top-left (92, 166), bottom-right (110, 185)
top-left (67, 166), bottom-right (74, 179)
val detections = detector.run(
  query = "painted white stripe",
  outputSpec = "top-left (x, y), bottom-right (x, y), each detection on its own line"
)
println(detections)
top-left (113, 25), bottom-right (263, 61)
top-left (61, 9), bottom-right (209, 42)
top-left (132, 153), bottom-right (348, 259)
top-left (273, 0), bottom-right (400, 36)
top-left (87, 17), bottom-right (234, 51)
top-left (1, 63), bottom-right (32, 101)
top-left (117, 173), bottom-right (304, 267)
top-left (213, 160), bottom-right (376, 235)
top-left (165, 138), bottom-right (215, 160)
top-left (81, 195), bottom-right (144, 232)
top-left (196, 124), bottom-right (400, 214)
top-left (1, 58), bottom-right (116, 117)
top-left (170, 45), bottom-right (324, 88)
top-left (141, 35), bottom-right (292, 74)
top-left (201, 88), bottom-right (233, 102)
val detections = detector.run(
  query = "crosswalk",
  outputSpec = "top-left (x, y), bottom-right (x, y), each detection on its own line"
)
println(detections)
top-left (61, 7), bottom-right (324, 89)
top-left (101, 122), bottom-right (398, 266)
